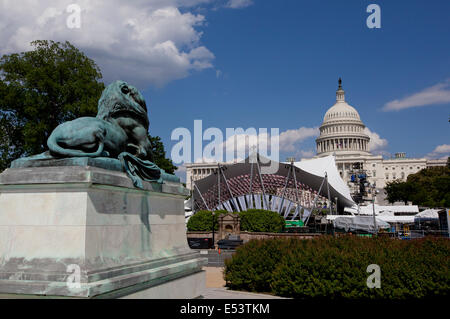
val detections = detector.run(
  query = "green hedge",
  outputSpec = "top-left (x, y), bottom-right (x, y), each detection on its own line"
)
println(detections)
top-left (224, 236), bottom-right (450, 299)
top-left (187, 209), bottom-right (285, 233)
top-left (239, 209), bottom-right (285, 233)
top-left (186, 210), bottom-right (221, 231)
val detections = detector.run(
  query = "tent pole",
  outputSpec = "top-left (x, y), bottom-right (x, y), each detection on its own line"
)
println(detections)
top-left (194, 181), bottom-right (210, 211)
top-left (278, 164), bottom-right (292, 214)
top-left (249, 159), bottom-right (254, 209)
top-left (325, 172), bottom-right (333, 216)
top-left (291, 162), bottom-right (302, 219)
top-left (217, 163), bottom-right (221, 209)
top-left (255, 155), bottom-right (269, 209)
top-left (249, 159), bottom-right (254, 195)
top-left (220, 164), bottom-right (240, 212)
top-left (190, 175), bottom-right (194, 213)
top-left (304, 175), bottom-right (326, 225)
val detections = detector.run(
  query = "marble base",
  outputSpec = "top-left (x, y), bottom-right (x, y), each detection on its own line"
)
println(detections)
top-left (0, 165), bottom-right (206, 298)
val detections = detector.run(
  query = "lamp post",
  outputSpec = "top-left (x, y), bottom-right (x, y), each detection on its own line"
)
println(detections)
top-left (211, 211), bottom-right (215, 249)
top-left (371, 184), bottom-right (377, 236)
top-left (335, 197), bottom-right (338, 215)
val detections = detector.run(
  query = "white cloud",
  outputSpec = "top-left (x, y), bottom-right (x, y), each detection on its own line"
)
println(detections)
top-left (295, 149), bottom-right (315, 160)
top-left (426, 144), bottom-right (450, 159)
top-left (174, 164), bottom-right (187, 182)
top-left (364, 127), bottom-right (389, 155)
top-left (226, 0), bottom-right (253, 9)
top-left (383, 80), bottom-right (450, 111)
top-left (186, 126), bottom-right (317, 164)
top-left (0, 0), bottom-right (215, 88)
top-left (279, 127), bottom-right (319, 152)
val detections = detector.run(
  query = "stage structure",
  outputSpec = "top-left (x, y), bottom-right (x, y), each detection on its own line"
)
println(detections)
top-left (192, 154), bottom-right (355, 222)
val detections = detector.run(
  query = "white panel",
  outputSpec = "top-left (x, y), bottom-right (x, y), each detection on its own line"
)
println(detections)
top-left (254, 194), bottom-right (261, 209)
top-left (280, 199), bottom-right (289, 217)
top-left (246, 195), bottom-right (253, 209)
top-left (292, 206), bottom-right (301, 220)
top-left (272, 196), bottom-right (281, 212)
top-left (238, 196), bottom-right (247, 211)
top-left (223, 201), bottom-right (233, 212)
top-left (263, 195), bottom-right (270, 210)
top-left (302, 208), bottom-right (311, 222)
top-left (284, 201), bottom-right (293, 219)
top-left (232, 198), bottom-right (241, 212)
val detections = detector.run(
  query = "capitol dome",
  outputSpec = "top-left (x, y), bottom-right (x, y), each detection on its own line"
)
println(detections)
top-left (316, 79), bottom-right (370, 156)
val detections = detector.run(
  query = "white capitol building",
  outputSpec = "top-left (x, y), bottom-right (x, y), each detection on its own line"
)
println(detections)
top-left (186, 79), bottom-right (446, 194)
top-left (313, 78), bottom-right (445, 191)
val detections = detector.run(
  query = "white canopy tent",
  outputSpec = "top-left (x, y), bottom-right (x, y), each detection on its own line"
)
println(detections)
top-left (292, 155), bottom-right (355, 205)
top-left (415, 209), bottom-right (440, 219)
top-left (329, 215), bottom-right (390, 233)
top-left (344, 204), bottom-right (419, 216)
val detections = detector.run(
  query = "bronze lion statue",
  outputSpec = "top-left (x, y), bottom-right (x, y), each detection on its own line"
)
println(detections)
top-left (47, 80), bottom-right (153, 161)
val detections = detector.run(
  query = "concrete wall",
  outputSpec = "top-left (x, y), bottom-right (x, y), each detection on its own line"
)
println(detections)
top-left (187, 231), bottom-right (321, 245)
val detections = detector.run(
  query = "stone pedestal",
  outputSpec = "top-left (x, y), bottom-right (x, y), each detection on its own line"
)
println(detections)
top-left (0, 163), bottom-right (207, 298)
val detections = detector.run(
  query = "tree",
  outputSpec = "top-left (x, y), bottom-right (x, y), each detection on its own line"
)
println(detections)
top-left (0, 40), bottom-right (177, 175)
top-left (0, 40), bottom-right (104, 170)
top-left (186, 210), bottom-right (220, 231)
top-left (148, 135), bottom-right (177, 174)
top-left (384, 166), bottom-right (450, 207)
top-left (407, 166), bottom-right (450, 207)
top-left (384, 180), bottom-right (411, 205)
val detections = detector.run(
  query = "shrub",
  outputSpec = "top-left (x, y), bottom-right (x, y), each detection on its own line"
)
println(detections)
top-left (223, 239), bottom-right (295, 292)
top-left (186, 210), bottom-right (219, 231)
top-left (224, 236), bottom-right (450, 299)
top-left (239, 209), bottom-right (285, 233)
top-left (187, 209), bottom-right (285, 233)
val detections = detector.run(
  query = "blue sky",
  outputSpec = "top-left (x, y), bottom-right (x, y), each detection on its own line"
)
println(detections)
top-left (1, 0), bottom-right (449, 180)
top-left (141, 0), bottom-right (450, 176)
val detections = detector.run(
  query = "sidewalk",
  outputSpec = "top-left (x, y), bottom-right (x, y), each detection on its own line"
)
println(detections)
top-left (202, 287), bottom-right (285, 299)
top-left (202, 266), bottom-right (284, 299)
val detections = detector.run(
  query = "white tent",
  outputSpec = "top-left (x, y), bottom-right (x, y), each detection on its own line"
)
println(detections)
top-left (344, 204), bottom-right (419, 216)
top-left (293, 155), bottom-right (355, 204)
top-left (377, 215), bottom-right (415, 224)
top-left (332, 215), bottom-right (390, 233)
top-left (415, 209), bottom-right (440, 219)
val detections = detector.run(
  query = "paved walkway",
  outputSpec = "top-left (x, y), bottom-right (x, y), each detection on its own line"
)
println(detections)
top-left (202, 266), bottom-right (284, 299)
top-left (204, 266), bottom-right (226, 288)
top-left (202, 287), bottom-right (284, 299)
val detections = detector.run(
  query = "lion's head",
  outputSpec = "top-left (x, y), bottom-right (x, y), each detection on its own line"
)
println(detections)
top-left (96, 81), bottom-right (149, 128)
